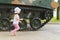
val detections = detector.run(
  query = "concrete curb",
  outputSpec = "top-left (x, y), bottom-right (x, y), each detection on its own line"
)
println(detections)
top-left (48, 22), bottom-right (60, 24)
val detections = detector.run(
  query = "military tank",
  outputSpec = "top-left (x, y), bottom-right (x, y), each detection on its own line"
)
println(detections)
top-left (0, 0), bottom-right (58, 31)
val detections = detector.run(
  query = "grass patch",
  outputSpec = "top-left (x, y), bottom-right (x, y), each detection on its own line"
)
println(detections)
top-left (20, 18), bottom-right (60, 23)
top-left (50, 17), bottom-right (60, 22)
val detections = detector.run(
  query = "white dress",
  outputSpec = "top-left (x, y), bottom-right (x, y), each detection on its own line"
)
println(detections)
top-left (13, 14), bottom-right (19, 24)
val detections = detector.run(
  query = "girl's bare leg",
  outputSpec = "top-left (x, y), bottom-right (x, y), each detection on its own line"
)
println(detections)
top-left (11, 24), bottom-right (20, 36)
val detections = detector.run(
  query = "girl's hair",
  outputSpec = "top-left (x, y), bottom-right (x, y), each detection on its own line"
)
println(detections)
top-left (10, 13), bottom-right (16, 19)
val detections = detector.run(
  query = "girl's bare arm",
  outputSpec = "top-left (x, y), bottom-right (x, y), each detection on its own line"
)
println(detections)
top-left (17, 18), bottom-right (23, 21)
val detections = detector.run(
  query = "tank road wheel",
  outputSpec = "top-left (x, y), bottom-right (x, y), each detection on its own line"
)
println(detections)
top-left (30, 18), bottom-right (41, 30)
top-left (0, 19), bottom-right (10, 31)
top-left (9, 22), bottom-right (14, 30)
top-left (19, 19), bottom-right (27, 31)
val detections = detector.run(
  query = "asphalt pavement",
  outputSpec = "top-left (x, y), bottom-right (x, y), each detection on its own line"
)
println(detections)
top-left (0, 23), bottom-right (60, 40)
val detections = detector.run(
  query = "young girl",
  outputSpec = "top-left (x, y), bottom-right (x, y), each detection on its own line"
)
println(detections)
top-left (11, 7), bottom-right (23, 36)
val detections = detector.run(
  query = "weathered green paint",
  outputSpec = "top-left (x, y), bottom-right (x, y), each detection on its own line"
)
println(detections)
top-left (32, 0), bottom-right (52, 9)
top-left (0, 0), bottom-right (11, 3)
top-left (0, 0), bottom-right (52, 9)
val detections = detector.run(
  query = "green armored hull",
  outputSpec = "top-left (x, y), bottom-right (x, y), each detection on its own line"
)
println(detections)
top-left (0, 0), bottom-right (53, 31)
top-left (0, 0), bottom-right (52, 9)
